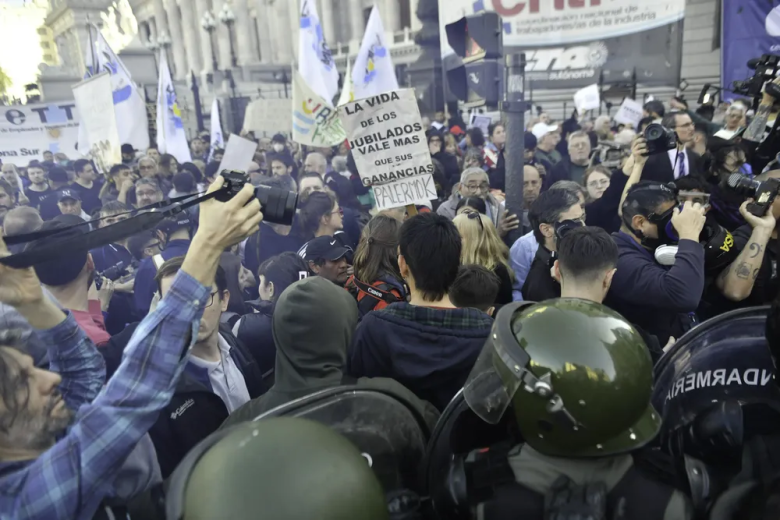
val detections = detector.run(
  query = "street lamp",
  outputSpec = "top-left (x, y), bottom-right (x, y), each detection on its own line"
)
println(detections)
top-left (200, 11), bottom-right (219, 72)
top-left (218, 2), bottom-right (237, 68)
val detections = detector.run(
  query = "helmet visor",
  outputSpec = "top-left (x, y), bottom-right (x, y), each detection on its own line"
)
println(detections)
top-left (464, 303), bottom-right (532, 424)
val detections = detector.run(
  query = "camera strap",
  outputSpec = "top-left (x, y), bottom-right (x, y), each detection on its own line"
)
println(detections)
top-left (0, 188), bottom-right (225, 269)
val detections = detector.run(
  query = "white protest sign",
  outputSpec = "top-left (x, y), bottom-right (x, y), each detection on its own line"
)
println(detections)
top-left (218, 134), bottom-right (258, 173)
top-left (72, 72), bottom-right (121, 173)
top-left (469, 113), bottom-right (492, 136)
top-left (613, 98), bottom-right (645, 128)
top-left (339, 89), bottom-right (435, 210)
top-left (573, 84), bottom-right (601, 113)
top-left (242, 98), bottom-right (293, 138)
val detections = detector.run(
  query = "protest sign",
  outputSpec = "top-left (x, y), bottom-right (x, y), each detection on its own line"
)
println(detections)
top-left (573, 84), bottom-right (600, 113)
top-left (72, 72), bottom-right (121, 173)
top-left (469, 113), bottom-right (492, 136)
top-left (292, 69), bottom-right (347, 147)
top-left (613, 98), bottom-right (644, 128)
top-left (218, 134), bottom-right (258, 173)
top-left (0, 102), bottom-right (80, 166)
top-left (243, 98), bottom-right (293, 138)
top-left (339, 89), bottom-right (436, 210)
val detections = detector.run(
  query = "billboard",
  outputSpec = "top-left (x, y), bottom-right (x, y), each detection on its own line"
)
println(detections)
top-left (0, 102), bottom-right (81, 166)
top-left (721, 0), bottom-right (780, 101)
top-left (438, 0), bottom-right (686, 89)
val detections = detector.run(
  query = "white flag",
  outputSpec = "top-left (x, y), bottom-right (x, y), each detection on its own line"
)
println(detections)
top-left (352, 6), bottom-right (398, 99)
top-left (298, 0), bottom-right (339, 105)
top-left (156, 51), bottom-right (192, 164)
top-left (77, 26), bottom-right (98, 155)
top-left (337, 59), bottom-right (355, 107)
top-left (208, 97), bottom-right (224, 162)
top-left (94, 30), bottom-right (150, 152)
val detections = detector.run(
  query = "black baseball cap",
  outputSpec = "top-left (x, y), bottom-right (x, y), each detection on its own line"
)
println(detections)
top-left (299, 236), bottom-right (350, 263)
top-left (58, 189), bottom-right (81, 202)
top-left (121, 143), bottom-right (137, 154)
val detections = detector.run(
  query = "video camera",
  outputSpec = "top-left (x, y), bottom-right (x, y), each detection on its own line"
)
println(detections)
top-left (0, 170), bottom-right (298, 270)
top-left (699, 54), bottom-right (780, 107)
top-left (594, 141), bottom-right (629, 169)
top-left (94, 260), bottom-right (136, 290)
top-left (725, 173), bottom-right (780, 217)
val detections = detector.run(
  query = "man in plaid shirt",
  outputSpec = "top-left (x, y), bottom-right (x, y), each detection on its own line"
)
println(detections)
top-left (0, 177), bottom-right (263, 520)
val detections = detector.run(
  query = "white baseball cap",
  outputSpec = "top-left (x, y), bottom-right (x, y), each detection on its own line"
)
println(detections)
top-left (532, 122), bottom-right (559, 140)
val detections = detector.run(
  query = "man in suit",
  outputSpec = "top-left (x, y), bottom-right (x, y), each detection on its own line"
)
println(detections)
top-left (641, 112), bottom-right (703, 183)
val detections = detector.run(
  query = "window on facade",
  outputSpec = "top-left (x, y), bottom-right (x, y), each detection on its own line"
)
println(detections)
top-left (400, 0), bottom-right (411, 29)
top-left (41, 42), bottom-right (50, 49)
top-left (37, 27), bottom-right (47, 35)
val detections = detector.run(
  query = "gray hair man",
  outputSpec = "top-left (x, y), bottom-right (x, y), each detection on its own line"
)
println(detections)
top-left (546, 131), bottom-right (592, 188)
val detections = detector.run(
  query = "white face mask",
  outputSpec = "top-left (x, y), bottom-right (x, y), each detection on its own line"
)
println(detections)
top-left (273, 143), bottom-right (284, 152)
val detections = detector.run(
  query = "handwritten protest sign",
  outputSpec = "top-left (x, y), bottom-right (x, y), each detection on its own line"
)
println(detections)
top-left (292, 70), bottom-right (347, 147)
top-left (573, 84), bottom-right (600, 113)
top-left (72, 72), bottom-right (120, 173)
top-left (614, 98), bottom-right (644, 128)
top-left (339, 89), bottom-right (436, 210)
top-left (469, 113), bottom-right (492, 136)
top-left (218, 134), bottom-right (258, 173)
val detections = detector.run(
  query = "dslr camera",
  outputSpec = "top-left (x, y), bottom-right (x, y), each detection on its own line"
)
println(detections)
top-left (218, 170), bottom-right (298, 226)
top-left (725, 173), bottom-right (780, 217)
top-left (595, 141), bottom-right (629, 169)
top-left (643, 123), bottom-right (678, 156)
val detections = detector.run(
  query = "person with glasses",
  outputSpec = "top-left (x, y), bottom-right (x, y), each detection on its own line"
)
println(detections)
top-left (298, 190), bottom-right (353, 251)
top-left (640, 112), bottom-right (703, 183)
top-left (583, 165), bottom-right (612, 201)
top-left (545, 131), bottom-right (592, 189)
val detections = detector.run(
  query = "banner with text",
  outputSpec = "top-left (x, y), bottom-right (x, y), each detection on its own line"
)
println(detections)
top-left (0, 102), bottom-right (80, 165)
top-left (722, 0), bottom-right (780, 101)
top-left (613, 98), bottom-right (644, 127)
top-left (438, 0), bottom-right (685, 89)
top-left (292, 69), bottom-right (347, 147)
top-left (73, 72), bottom-right (121, 173)
top-left (339, 89), bottom-right (436, 210)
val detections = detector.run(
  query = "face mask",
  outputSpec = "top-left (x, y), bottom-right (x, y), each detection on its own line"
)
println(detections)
top-left (273, 143), bottom-right (284, 152)
top-left (633, 206), bottom-right (679, 251)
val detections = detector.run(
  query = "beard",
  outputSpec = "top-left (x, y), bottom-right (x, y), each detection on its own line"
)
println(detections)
top-left (2, 395), bottom-right (75, 451)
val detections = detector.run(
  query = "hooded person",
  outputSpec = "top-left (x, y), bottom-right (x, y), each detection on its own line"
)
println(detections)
top-left (221, 276), bottom-right (439, 428)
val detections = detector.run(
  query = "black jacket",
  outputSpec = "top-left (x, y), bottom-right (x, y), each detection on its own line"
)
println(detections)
top-left (605, 232), bottom-right (705, 344)
top-left (521, 246), bottom-right (560, 302)
top-left (584, 169), bottom-right (627, 233)
top-left (233, 299), bottom-right (276, 383)
top-left (102, 322), bottom-right (267, 478)
top-left (641, 149), bottom-right (703, 184)
top-left (544, 158), bottom-right (588, 190)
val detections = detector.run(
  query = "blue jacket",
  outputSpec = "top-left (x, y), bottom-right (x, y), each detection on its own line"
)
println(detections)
top-left (605, 232), bottom-right (705, 345)
top-left (133, 239), bottom-right (191, 316)
top-left (349, 302), bottom-right (493, 410)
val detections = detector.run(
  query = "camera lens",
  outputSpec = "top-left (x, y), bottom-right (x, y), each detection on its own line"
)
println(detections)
top-left (254, 185), bottom-right (298, 226)
top-left (726, 173), bottom-right (761, 198)
top-left (646, 125), bottom-right (663, 140)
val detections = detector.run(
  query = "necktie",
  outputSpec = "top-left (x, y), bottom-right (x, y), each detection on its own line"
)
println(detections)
top-left (677, 152), bottom-right (686, 178)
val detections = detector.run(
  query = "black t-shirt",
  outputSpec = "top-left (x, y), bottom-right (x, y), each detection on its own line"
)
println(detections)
top-left (713, 225), bottom-right (779, 309)
top-left (38, 187), bottom-right (64, 221)
top-left (493, 263), bottom-right (514, 305)
top-left (69, 180), bottom-right (103, 215)
top-left (26, 187), bottom-right (53, 213)
top-left (522, 246), bottom-right (561, 302)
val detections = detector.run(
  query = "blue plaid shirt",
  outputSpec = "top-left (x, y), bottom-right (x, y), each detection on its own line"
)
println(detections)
top-left (0, 270), bottom-right (208, 520)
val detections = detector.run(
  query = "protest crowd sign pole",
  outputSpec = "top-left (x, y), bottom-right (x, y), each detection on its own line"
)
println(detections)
top-left (501, 53), bottom-right (527, 246)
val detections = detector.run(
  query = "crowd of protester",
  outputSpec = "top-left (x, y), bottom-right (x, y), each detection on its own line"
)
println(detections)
top-left (2, 86), bottom-right (780, 519)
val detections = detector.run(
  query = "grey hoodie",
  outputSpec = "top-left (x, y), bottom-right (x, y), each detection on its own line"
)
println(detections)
top-left (223, 276), bottom-right (438, 428)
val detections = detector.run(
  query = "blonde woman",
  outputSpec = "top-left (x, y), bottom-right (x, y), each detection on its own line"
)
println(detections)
top-left (453, 212), bottom-right (514, 304)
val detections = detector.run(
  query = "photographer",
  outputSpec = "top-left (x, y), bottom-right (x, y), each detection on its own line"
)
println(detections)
top-left (0, 176), bottom-right (263, 520)
top-left (713, 171), bottom-right (780, 307)
top-left (607, 183), bottom-right (707, 344)
top-left (742, 77), bottom-right (780, 173)
top-left (641, 112), bottom-right (703, 183)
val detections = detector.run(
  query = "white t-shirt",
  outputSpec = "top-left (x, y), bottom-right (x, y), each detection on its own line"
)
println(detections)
top-left (189, 334), bottom-right (251, 413)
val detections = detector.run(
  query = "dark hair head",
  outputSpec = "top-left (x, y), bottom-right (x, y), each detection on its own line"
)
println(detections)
top-left (26, 215), bottom-right (89, 286)
top-left (673, 175), bottom-right (710, 193)
top-left (529, 189), bottom-right (580, 244)
top-left (172, 171), bottom-right (195, 193)
top-left (399, 213), bottom-right (461, 302)
top-left (180, 162), bottom-right (203, 182)
top-left (155, 255), bottom-right (227, 297)
top-left (299, 191), bottom-right (336, 237)
top-left (353, 215), bottom-right (402, 284)
top-left (455, 196), bottom-right (487, 215)
top-left (73, 159), bottom-right (91, 175)
top-left (204, 161), bottom-right (221, 181)
top-left (109, 163), bottom-right (131, 177)
top-left (257, 252), bottom-right (310, 302)
top-left (127, 230), bottom-right (158, 261)
top-left (557, 227), bottom-right (618, 282)
top-left (467, 127), bottom-right (486, 148)
top-left (638, 116), bottom-right (654, 131)
top-left (47, 166), bottom-right (69, 184)
top-left (27, 160), bottom-right (44, 172)
top-left (643, 100), bottom-right (665, 118)
top-left (99, 200), bottom-right (128, 217)
top-left (159, 153), bottom-right (178, 171)
top-left (621, 181), bottom-right (677, 224)
top-left (449, 264), bottom-right (500, 312)
top-left (488, 122), bottom-right (504, 138)
top-left (524, 132), bottom-right (537, 150)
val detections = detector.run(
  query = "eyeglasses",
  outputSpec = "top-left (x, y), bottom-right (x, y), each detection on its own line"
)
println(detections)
top-left (677, 122), bottom-right (694, 129)
top-left (329, 207), bottom-right (344, 217)
top-left (205, 291), bottom-right (219, 308)
top-left (570, 141), bottom-right (589, 149)
top-left (464, 182), bottom-right (490, 192)
top-left (467, 211), bottom-right (484, 231)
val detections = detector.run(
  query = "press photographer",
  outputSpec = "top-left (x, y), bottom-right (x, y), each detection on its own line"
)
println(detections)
top-left (641, 112), bottom-right (703, 183)
top-left (606, 182), bottom-right (707, 344)
top-left (742, 76), bottom-right (780, 173)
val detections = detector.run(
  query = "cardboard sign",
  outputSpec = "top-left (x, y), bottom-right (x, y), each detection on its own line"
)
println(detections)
top-left (573, 84), bottom-right (601, 113)
top-left (469, 113), bottom-right (492, 136)
top-left (218, 134), bottom-right (258, 173)
top-left (339, 89), bottom-right (435, 209)
top-left (242, 98), bottom-right (293, 138)
top-left (72, 72), bottom-right (121, 173)
top-left (613, 98), bottom-right (645, 128)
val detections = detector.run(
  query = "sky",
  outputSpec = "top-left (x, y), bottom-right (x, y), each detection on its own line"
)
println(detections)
top-left (0, 0), bottom-right (47, 99)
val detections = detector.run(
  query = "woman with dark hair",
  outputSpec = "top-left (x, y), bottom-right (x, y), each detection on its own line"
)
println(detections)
top-left (298, 190), bottom-right (353, 249)
top-left (344, 215), bottom-right (407, 317)
top-left (180, 161), bottom-right (206, 191)
top-left (232, 252), bottom-right (310, 384)
top-left (158, 153), bottom-right (179, 177)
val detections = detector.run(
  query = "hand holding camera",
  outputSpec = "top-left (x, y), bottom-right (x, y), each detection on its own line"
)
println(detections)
top-left (762, 77), bottom-right (780, 105)
top-left (740, 199), bottom-right (776, 233)
top-left (631, 137), bottom-right (649, 166)
top-left (197, 176), bottom-right (264, 250)
top-left (671, 201), bottom-right (707, 242)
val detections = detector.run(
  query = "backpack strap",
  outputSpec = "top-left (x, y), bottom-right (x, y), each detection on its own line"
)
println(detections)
top-left (352, 278), bottom-right (402, 304)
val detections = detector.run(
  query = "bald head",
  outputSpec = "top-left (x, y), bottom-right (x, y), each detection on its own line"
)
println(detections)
top-left (304, 152), bottom-right (327, 176)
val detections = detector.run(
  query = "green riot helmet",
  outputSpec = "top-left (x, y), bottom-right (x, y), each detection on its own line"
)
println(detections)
top-left (464, 298), bottom-right (661, 457)
top-left (173, 417), bottom-right (389, 520)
